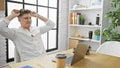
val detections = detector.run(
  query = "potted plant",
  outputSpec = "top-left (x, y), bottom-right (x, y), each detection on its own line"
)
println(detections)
top-left (94, 29), bottom-right (100, 40)
top-left (79, 15), bottom-right (85, 25)
top-left (102, 0), bottom-right (120, 41)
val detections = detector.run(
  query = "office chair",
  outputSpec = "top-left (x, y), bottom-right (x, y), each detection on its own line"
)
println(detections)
top-left (14, 47), bottom-right (21, 62)
top-left (96, 41), bottom-right (120, 57)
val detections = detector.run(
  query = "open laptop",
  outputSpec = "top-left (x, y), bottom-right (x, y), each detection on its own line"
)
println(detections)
top-left (52, 43), bottom-right (89, 66)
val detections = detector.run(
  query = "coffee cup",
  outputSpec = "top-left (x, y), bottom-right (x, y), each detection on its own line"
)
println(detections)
top-left (56, 54), bottom-right (66, 68)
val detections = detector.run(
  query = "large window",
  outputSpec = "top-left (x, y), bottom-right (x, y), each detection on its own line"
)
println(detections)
top-left (5, 0), bottom-right (59, 62)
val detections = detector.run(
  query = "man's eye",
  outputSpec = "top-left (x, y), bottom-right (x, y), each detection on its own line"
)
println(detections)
top-left (24, 18), bottom-right (28, 19)
top-left (24, 17), bottom-right (31, 20)
top-left (25, 18), bottom-right (28, 19)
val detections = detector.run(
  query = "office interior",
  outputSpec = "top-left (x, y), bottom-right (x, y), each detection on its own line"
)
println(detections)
top-left (0, 0), bottom-right (120, 68)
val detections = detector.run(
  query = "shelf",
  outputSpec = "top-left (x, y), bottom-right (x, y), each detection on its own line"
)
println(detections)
top-left (68, 0), bottom-right (111, 50)
top-left (69, 24), bottom-right (102, 28)
top-left (70, 7), bottom-right (102, 11)
top-left (69, 37), bottom-right (100, 43)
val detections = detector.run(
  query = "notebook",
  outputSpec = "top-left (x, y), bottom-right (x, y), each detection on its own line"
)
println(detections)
top-left (52, 43), bottom-right (89, 66)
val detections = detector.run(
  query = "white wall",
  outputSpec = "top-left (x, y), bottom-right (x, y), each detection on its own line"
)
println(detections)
top-left (58, 0), bottom-right (69, 51)
top-left (0, 11), bottom-right (6, 68)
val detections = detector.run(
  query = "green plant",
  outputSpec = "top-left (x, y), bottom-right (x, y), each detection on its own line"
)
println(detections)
top-left (79, 15), bottom-right (85, 25)
top-left (94, 29), bottom-right (100, 36)
top-left (102, 0), bottom-right (120, 41)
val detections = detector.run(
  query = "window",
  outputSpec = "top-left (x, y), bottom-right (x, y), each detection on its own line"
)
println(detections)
top-left (5, 0), bottom-right (59, 62)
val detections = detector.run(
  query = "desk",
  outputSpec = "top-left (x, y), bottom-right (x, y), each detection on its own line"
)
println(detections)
top-left (5, 49), bottom-right (120, 68)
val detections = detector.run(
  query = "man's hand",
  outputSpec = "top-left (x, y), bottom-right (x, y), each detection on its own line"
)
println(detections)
top-left (30, 11), bottom-right (48, 22)
top-left (30, 11), bottom-right (39, 18)
top-left (6, 9), bottom-right (20, 21)
top-left (11, 9), bottom-right (20, 17)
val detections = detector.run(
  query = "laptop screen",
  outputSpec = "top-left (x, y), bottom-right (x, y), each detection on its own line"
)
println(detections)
top-left (71, 43), bottom-right (89, 65)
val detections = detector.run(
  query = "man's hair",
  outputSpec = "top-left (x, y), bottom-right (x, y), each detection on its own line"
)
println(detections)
top-left (18, 9), bottom-right (31, 17)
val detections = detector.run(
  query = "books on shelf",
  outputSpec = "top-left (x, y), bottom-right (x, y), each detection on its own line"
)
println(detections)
top-left (69, 12), bottom-right (83, 25)
top-left (70, 12), bottom-right (77, 24)
top-left (69, 12), bottom-right (73, 24)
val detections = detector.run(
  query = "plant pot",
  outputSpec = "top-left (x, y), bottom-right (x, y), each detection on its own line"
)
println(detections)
top-left (79, 15), bottom-right (85, 25)
top-left (95, 35), bottom-right (100, 40)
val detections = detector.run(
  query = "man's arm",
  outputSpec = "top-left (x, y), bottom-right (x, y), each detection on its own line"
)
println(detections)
top-left (31, 11), bottom-right (55, 34)
top-left (0, 9), bottom-right (20, 40)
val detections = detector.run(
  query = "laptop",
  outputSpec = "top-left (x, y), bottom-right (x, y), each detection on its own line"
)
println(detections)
top-left (52, 43), bottom-right (89, 66)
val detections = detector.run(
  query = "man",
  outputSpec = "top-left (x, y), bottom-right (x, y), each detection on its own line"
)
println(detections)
top-left (0, 9), bottom-right (55, 62)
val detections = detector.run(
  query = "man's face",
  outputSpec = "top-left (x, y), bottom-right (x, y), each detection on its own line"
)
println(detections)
top-left (18, 13), bottom-right (32, 29)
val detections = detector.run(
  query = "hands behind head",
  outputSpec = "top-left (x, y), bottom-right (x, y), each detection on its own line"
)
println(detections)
top-left (11, 9), bottom-right (39, 18)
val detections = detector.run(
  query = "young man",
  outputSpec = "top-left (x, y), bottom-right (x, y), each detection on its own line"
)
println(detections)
top-left (0, 9), bottom-right (55, 62)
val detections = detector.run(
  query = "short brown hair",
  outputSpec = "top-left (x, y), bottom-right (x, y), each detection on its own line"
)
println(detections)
top-left (18, 9), bottom-right (31, 17)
